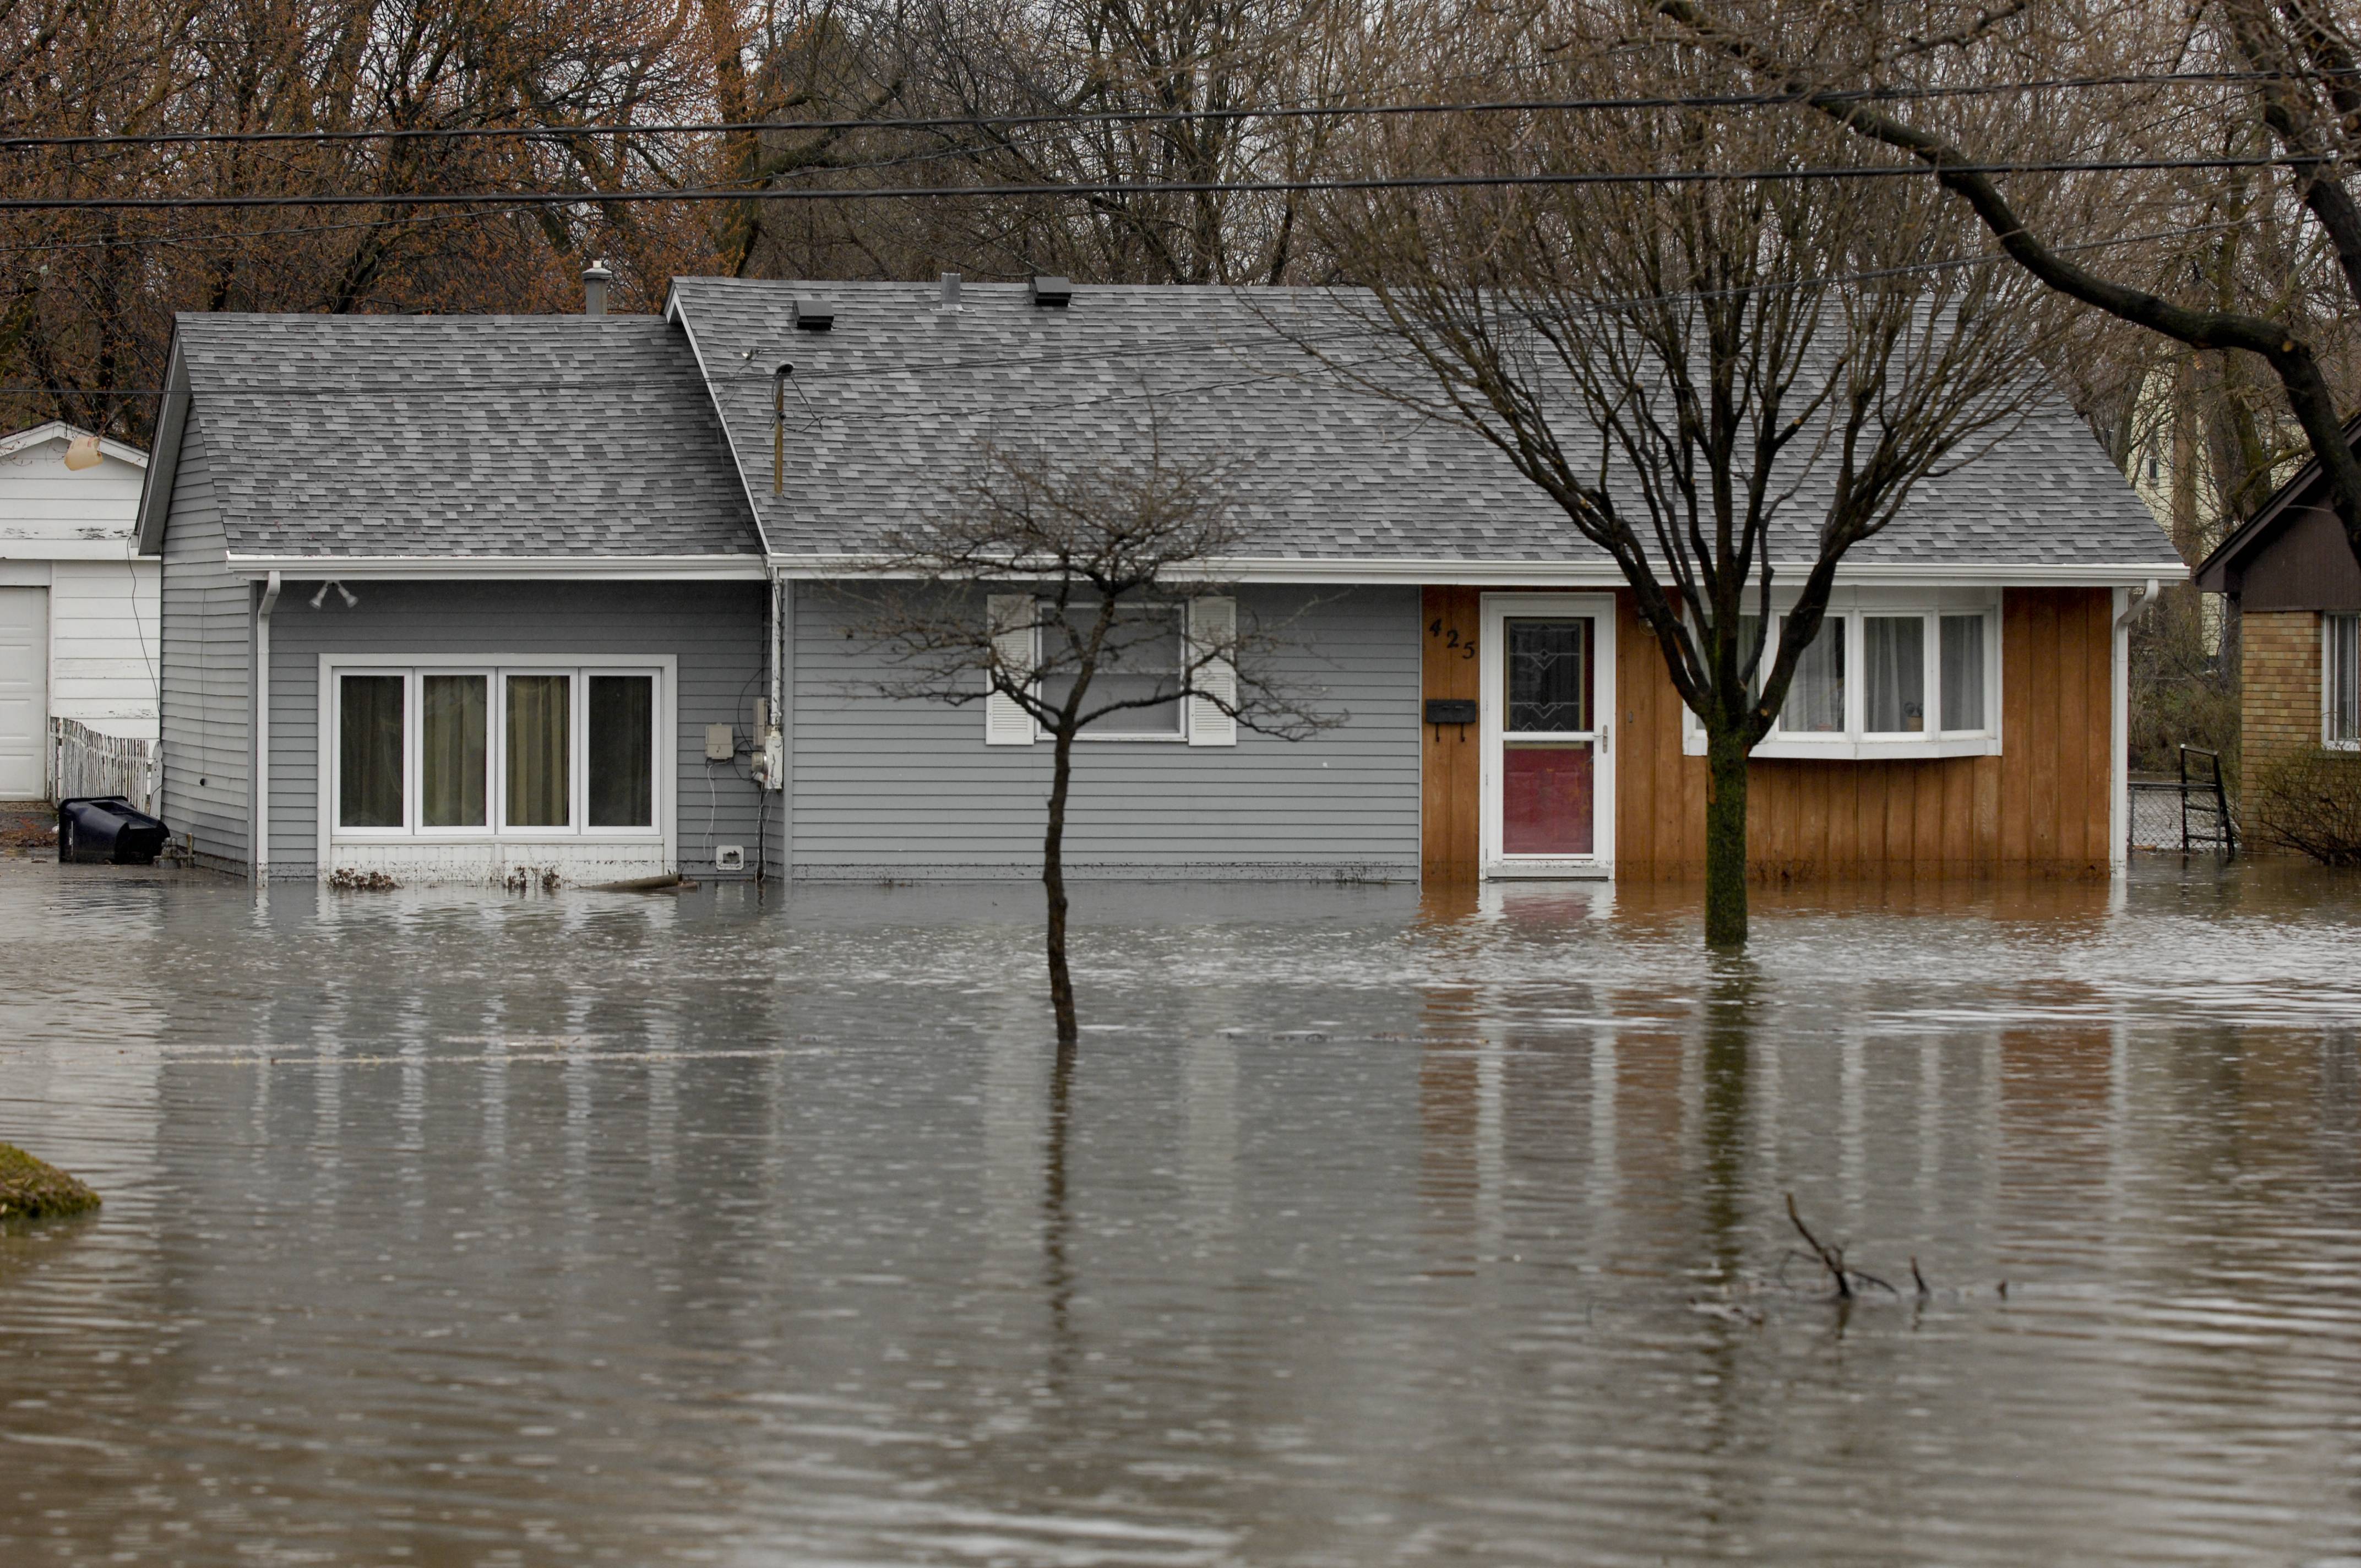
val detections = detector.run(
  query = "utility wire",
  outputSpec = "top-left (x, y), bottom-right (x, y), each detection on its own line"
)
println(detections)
top-left (1, 68), bottom-right (2352, 152)
top-left (0, 138), bottom-right (1064, 254)
top-left (0, 154), bottom-right (2336, 211)
top-left (0, 216), bottom-right (2253, 400)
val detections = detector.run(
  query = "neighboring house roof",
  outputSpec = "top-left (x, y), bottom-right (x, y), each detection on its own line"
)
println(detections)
top-left (0, 420), bottom-right (149, 469)
top-left (667, 277), bottom-right (2180, 581)
top-left (137, 314), bottom-right (761, 567)
top-left (2192, 416), bottom-right (2361, 597)
top-left (0, 420), bottom-right (152, 562)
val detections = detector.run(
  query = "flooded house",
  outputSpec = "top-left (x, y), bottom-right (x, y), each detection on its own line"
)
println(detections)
top-left (0, 421), bottom-right (159, 802)
top-left (2194, 439), bottom-right (2361, 778)
top-left (135, 278), bottom-right (2180, 885)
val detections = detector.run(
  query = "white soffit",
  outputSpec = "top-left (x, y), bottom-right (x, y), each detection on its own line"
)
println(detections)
top-left (764, 554), bottom-right (2192, 587)
top-left (224, 554), bottom-right (770, 581)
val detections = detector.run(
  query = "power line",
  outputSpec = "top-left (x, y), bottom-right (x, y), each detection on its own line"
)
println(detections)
top-left (0, 154), bottom-right (2332, 212)
top-left (0, 203), bottom-right (542, 258)
top-left (1, 69), bottom-right (2348, 153)
top-left (0, 216), bottom-right (2250, 401)
top-left (0, 140), bottom-right (1049, 254)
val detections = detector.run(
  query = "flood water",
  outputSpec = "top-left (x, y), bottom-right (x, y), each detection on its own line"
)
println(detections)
top-left (2, 859), bottom-right (2359, 1566)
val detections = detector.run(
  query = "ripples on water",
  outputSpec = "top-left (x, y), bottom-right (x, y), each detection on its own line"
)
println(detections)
top-left (2, 858), bottom-right (2358, 1566)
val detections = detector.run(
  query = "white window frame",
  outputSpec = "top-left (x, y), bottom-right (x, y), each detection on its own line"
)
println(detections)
top-left (987, 596), bottom-right (1233, 746)
top-left (2327, 611), bottom-right (2361, 750)
top-left (318, 654), bottom-right (675, 851)
top-left (1682, 587), bottom-right (2003, 760)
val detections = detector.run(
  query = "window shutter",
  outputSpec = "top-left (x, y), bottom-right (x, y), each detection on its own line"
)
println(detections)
top-left (1188, 596), bottom-right (1238, 747)
top-left (985, 595), bottom-right (1038, 745)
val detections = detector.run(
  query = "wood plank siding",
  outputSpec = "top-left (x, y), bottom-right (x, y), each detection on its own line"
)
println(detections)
top-left (1422, 585), bottom-right (2116, 879)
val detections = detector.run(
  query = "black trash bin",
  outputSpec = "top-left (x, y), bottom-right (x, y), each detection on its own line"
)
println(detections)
top-left (57, 797), bottom-right (172, 865)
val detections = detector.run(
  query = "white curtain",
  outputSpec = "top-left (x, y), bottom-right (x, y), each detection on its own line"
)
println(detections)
top-left (1941, 616), bottom-right (1987, 732)
top-left (1779, 620), bottom-right (1846, 733)
top-left (1864, 617), bottom-right (1925, 732)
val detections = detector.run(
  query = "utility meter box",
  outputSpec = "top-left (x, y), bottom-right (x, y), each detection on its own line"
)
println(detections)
top-left (705, 724), bottom-right (736, 762)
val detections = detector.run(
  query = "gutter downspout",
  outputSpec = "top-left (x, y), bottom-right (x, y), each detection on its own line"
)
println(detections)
top-left (2109, 578), bottom-right (2162, 876)
top-left (254, 571), bottom-right (280, 883)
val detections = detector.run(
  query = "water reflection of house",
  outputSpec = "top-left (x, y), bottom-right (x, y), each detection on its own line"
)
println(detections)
top-left (138, 278), bottom-right (2174, 884)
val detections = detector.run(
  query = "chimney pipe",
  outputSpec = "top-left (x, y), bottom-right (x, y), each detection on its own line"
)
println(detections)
top-left (582, 259), bottom-right (614, 317)
top-left (938, 271), bottom-right (962, 312)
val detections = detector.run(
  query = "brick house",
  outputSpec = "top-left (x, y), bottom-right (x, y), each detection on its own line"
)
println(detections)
top-left (2194, 444), bottom-right (2361, 800)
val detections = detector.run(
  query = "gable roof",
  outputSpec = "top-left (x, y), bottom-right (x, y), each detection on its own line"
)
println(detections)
top-left (2192, 415), bottom-right (2359, 594)
top-left (667, 277), bottom-right (2179, 580)
top-left (0, 421), bottom-right (148, 468)
top-left (138, 313), bottom-right (760, 565)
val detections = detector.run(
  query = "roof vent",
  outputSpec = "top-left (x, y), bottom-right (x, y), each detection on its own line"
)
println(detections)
top-left (581, 259), bottom-right (613, 316)
top-left (792, 298), bottom-right (834, 331)
top-left (938, 271), bottom-right (962, 312)
top-left (1029, 275), bottom-right (1073, 308)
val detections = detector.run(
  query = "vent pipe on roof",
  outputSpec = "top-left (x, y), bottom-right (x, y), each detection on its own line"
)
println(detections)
top-left (938, 271), bottom-right (962, 312)
top-left (582, 259), bottom-right (614, 316)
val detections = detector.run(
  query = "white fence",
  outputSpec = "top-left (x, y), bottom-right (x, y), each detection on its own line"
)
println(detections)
top-left (50, 717), bottom-right (155, 815)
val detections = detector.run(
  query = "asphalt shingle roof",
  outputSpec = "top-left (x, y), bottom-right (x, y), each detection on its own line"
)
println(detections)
top-left (175, 313), bottom-right (759, 558)
top-left (669, 277), bottom-right (2177, 569)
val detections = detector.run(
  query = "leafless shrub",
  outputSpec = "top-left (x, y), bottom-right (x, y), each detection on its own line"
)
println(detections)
top-left (2250, 748), bottom-right (2361, 864)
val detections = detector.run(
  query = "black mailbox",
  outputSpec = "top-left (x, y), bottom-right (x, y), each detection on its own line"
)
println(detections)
top-left (57, 797), bottom-right (172, 865)
top-left (1423, 699), bottom-right (1479, 726)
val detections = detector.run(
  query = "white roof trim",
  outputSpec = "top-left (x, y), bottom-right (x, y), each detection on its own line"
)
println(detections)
top-left (224, 554), bottom-right (768, 581)
top-left (766, 553), bottom-right (2191, 587)
top-left (0, 420), bottom-right (149, 467)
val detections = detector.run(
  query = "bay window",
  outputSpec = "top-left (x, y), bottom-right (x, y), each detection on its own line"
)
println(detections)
top-left (331, 663), bottom-right (663, 836)
top-left (1686, 590), bottom-right (2001, 760)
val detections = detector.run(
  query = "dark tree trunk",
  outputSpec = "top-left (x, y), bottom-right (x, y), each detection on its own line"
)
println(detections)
top-left (1704, 726), bottom-right (1750, 948)
top-left (1043, 725), bottom-right (1078, 1044)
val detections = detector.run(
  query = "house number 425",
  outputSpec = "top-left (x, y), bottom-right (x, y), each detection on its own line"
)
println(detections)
top-left (1429, 619), bottom-right (1477, 658)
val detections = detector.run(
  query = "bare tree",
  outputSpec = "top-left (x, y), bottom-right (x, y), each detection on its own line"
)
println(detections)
top-left (1655, 0), bottom-right (2361, 565)
top-left (1306, 11), bottom-right (2048, 946)
top-left (846, 437), bottom-right (1336, 1043)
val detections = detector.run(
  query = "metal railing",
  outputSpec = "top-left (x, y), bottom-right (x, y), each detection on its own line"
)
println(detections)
top-left (50, 717), bottom-right (155, 816)
top-left (2127, 744), bottom-right (2237, 856)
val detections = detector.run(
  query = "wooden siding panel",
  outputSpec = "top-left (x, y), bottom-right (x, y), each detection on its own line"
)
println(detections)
top-left (1607, 586), bottom-right (2114, 878)
top-left (1423, 585), bottom-right (1483, 881)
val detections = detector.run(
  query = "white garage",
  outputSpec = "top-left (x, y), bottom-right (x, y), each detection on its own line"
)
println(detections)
top-left (0, 422), bottom-right (157, 802)
top-left (0, 586), bottom-right (47, 797)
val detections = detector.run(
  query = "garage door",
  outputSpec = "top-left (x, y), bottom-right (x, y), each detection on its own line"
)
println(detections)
top-left (0, 587), bottom-right (48, 799)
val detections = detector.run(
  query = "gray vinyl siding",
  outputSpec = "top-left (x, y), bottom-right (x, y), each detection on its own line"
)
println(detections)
top-left (265, 580), bottom-right (769, 879)
top-left (156, 414), bottom-right (252, 870)
top-left (790, 583), bottom-right (1420, 879)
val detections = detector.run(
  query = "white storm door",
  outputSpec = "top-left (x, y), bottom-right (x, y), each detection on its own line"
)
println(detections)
top-left (1480, 593), bottom-right (1615, 878)
top-left (0, 588), bottom-right (48, 799)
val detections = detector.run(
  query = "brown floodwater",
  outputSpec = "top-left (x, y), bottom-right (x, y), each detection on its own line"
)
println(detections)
top-left (1, 857), bottom-right (2358, 1566)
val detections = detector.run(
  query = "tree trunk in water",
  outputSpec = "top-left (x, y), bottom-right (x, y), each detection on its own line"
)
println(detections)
top-left (1044, 728), bottom-right (1078, 1044)
top-left (1704, 728), bottom-right (1751, 948)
